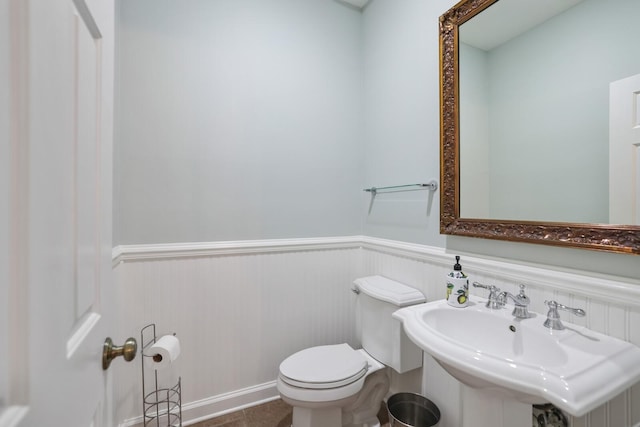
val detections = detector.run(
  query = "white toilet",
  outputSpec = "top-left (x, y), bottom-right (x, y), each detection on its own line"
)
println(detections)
top-left (277, 275), bottom-right (426, 427)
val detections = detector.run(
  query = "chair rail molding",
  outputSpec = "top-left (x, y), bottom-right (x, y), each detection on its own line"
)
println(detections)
top-left (113, 236), bottom-right (640, 308)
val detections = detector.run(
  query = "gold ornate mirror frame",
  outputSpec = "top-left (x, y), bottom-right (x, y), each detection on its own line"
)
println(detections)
top-left (439, 0), bottom-right (640, 255)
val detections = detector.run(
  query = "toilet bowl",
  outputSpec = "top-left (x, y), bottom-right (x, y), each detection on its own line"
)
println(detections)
top-left (277, 276), bottom-right (426, 427)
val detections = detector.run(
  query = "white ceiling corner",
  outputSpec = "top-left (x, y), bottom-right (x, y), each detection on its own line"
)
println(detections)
top-left (339, 0), bottom-right (370, 10)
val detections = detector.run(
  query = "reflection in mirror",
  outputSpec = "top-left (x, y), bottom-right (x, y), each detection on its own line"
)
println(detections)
top-left (439, 0), bottom-right (640, 254)
top-left (458, 0), bottom-right (640, 224)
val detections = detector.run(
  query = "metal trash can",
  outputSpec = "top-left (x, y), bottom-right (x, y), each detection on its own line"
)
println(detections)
top-left (387, 393), bottom-right (441, 427)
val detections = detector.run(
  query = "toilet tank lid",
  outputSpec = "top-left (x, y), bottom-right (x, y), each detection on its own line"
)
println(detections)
top-left (354, 276), bottom-right (425, 307)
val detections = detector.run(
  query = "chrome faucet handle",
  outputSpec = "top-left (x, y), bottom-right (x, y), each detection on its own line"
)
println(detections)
top-left (472, 282), bottom-right (503, 309)
top-left (544, 300), bottom-right (586, 330)
top-left (472, 281), bottom-right (499, 292)
top-left (516, 284), bottom-right (530, 304)
top-left (501, 284), bottom-right (531, 319)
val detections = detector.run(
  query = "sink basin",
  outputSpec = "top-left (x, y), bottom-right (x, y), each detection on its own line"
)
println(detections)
top-left (393, 298), bottom-right (640, 416)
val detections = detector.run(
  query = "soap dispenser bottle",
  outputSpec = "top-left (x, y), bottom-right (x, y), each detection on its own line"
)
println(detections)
top-left (447, 256), bottom-right (469, 308)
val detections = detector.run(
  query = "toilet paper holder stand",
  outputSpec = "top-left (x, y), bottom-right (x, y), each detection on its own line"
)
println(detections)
top-left (141, 323), bottom-right (182, 427)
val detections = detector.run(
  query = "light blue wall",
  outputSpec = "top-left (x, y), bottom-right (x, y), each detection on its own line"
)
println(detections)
top-left (114, 0), bottom-right (364, 244)
top-left (486, 0), bottom-right (640, 223)
top-left (360, 0), bottom-right (446, 246)
top-left (360, 0), bottom-right (639, 280)
top-left (114, 0), bottom-right (640, 280)
top-left (459, 42), bottom-right (490, 218)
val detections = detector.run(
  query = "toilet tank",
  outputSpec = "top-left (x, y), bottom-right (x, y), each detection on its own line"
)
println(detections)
top-left (354, 276), bottom-right (425, 373)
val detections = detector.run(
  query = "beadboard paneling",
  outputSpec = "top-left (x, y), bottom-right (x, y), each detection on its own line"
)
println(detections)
top-left (360, 238), bottom-right (640, 427)
top-left (113, 241), bottom-right (362, 426)
top-left (113, 237), bottom-right (640, 427)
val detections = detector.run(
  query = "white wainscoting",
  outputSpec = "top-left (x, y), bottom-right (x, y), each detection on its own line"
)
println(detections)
top-left (113, 236), bottom-right (640, 427)
top-left (360, 237), bottom-right (640, 427)
top-left (112, 237), bottom-right (363, 426)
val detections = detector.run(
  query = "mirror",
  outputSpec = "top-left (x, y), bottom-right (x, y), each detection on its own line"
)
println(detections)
top-left (439, 0), bottom-right (640, 254)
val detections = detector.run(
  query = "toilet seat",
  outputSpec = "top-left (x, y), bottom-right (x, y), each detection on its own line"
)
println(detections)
top-left (277, 276), bottom-right (424, 426)
top-left (279, 344), bottom-right (368, 389)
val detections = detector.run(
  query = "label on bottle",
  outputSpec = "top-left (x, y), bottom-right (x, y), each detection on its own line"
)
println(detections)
top-left (446, 272), bottom-right (469, 308)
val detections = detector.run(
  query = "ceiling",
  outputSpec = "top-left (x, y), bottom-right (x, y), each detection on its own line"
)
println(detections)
top-left (460, 0), bottom-right (584, 51)
top-left (338, 0), bottom-right (371, 10)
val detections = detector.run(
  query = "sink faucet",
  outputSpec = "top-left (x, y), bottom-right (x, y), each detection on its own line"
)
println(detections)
top-left (544, 300), bottom-right (586, 330)
top-left (499, 284), bottom-right (531, 319)
top-left (473, 282), bottom-right (531, 318)
top-left (472, 282), bottom-right (502, 309)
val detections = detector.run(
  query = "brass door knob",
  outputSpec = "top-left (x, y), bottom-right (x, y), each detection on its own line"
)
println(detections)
top-left (102, 337), bottom-right (137, 370)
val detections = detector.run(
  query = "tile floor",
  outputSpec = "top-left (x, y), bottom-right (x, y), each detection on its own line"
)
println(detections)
top-left (190, 398), bottom-right (390, 427)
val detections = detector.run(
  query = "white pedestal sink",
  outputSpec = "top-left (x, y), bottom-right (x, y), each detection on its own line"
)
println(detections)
top-left (393, 298), bottom-right (640, 417)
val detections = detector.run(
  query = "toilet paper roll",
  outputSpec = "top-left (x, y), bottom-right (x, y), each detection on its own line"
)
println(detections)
top-left (145, 335), bottom-right (181, 370)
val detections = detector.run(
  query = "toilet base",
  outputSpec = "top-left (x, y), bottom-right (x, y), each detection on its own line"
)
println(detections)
top-left (291, 407), bottom-right (381, 427)
top-left (282, 367), bottom-right (390, 427)
top-left (344, 417), bottom-right (381, 427)
top-left (278, 349), bottom-right (390, 427)
top-left (292, 406), bottom-right (342, 427)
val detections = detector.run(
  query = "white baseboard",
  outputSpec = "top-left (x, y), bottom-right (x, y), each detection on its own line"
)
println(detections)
top-left (118, 381), bottom-right (279, 427)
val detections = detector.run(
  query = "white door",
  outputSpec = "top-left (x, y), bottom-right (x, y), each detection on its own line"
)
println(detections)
top-left (1, 0), bottom-right (117, 425)
top-left (609, 73), bottom-right (640, 225)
